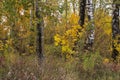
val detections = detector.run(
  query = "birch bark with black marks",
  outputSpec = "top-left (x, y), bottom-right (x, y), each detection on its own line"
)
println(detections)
top-left (84, 0), bottom-right (95, 50)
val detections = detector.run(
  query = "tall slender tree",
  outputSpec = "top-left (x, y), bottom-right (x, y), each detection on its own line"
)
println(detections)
top-left (79, 0), bottom-right (86, 26)
top-left (79, 0), bottom-right (95, 50)
top-left (35, 0), bottom-right (44, 61)
top-left (111, 0), bottom-right (120, 61)
top-left (84, 0), bottom-right (95, 50)
top-left (65, 0), bottom-right (68, 29)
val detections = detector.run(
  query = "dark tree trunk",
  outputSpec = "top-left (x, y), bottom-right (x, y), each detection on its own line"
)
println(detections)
top-left (79, 0), bottom-right (86, 26)
top-left (111, 1), bottom-right (120, 61)
top-left (35, 0), bottom-right (44, 61)
top-left (65, 0), bottom-right (68, 30)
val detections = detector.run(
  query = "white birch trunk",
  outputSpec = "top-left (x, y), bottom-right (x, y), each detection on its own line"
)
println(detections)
top-left (85, 0), bottom-right (95, 49)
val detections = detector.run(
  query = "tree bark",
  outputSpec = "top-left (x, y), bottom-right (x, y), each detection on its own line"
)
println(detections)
top-left (111, 1), bottom-right (120, 61)
top-left (65, 0), bottom-right (68, 29)
top-left (84, 0), bottom-right (95, 50)
top-left (35, 0), bottom-right (44, 61)
top-left (79, 0), bottom-right (86, 26)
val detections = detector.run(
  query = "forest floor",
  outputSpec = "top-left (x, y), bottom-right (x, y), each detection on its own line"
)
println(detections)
top-left (1, 44), bottom-right (120, 80)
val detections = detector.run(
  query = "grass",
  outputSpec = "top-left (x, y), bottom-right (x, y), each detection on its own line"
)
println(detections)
top-left (0, 44), bottom-right (120, 80)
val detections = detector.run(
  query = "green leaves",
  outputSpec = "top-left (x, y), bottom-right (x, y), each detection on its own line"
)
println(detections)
top-left (82, 52), bottom-right (102, 71)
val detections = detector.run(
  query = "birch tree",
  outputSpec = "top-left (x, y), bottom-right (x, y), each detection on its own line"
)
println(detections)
top-left (84, 0), bottom-right (95, 50)
top-left (79, 0), bottom-right (95, 50)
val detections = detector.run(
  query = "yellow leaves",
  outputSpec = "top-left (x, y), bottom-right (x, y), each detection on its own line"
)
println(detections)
top-left (61, 40), bottom-right (68, 45)
top-left (62, 45), bottom-right (75, 58)
top-left (29, 46), bottom-right (35, 53)
top-left (62, 45), bottom-right (71, 53)
top-left (65, 25), bottom-right (83, 38)
top-left (113, 36), bottom-right (120, 56)
top-left (103, 17), bottom-right (112, 35)
top-left (72, 25), bottom-right (82, 30)
top-left (54, 13), bottom-right (84, 59)
top-left (65, 29), bottom-right (72, 35)
top-left (104, 24), bottom-right (112, 35)
top-left (69, 13), bottom-right (79, 25)
top-left (78, 32), bottom-right (83, 37)
top-left (95, 9), bottom-right (112, 36)
top-left (103, 58), bottom-right (109, 64)
top-left (112, 39), bottom-right (120, 61)
top-left (116, 44), bottom-right (120, 52)
top-left (69, 29), bottom-right (77, 37)
top-left (54, 13), bottom-right (85, 59)
top-left (54, 34), bottom-right (61, 46)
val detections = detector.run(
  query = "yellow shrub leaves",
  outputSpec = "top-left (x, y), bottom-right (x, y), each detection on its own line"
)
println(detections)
top-left (54, 34), bottom-right (61, 46)
top-left (95, 10), bottom-right (112, 36)
top-left (69, 13), bottom-right (79, 25)
top-left (103, 58), bottom-right (109, 64)
top-left (54, 13), bottom-right (83, 58)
